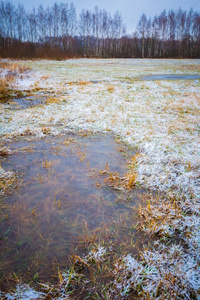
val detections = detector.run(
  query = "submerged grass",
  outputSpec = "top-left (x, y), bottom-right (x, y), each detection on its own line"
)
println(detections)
top-left (0, 134), bottom-right (151, 298)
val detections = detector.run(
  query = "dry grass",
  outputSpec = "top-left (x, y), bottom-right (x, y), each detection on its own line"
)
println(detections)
top-left (41, 127), bottom-right (51, 134)
top-left (0, 61), bottom-right (9, 69)
top-left (68, 80), bottom-right (90, 85)
top-left (0, 62), bottom-right (30, 77)
top-left (107, 85), bottom-right (115, 92)
top-left (45, 96), bottom-right (61, 104)
top-left (0, 147), bottom-right (12, 156)
top-left (0, 175), bottom-right (16, 192)
top-left (41, 74), bottom-right (50, 80)
top-left (0, 77), bottom-right (13, 98)
top-left (0, 169), bottom-right (17, 196)
top-left (78, 81), bottom-right (90, 85)
top-left (137, 196), bottom-right (182, 237)
top-left (0, 61), bottom-right (31, 99)
top-left (123, 172), bottom-right (137, 189)
top-left (99, 160), bottom-right (137, 190)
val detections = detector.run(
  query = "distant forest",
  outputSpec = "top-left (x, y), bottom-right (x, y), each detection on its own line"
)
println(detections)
top-left (0, 1), bottom-right (199, 59)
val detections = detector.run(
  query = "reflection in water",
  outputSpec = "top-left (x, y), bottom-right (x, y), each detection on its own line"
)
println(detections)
top-left (0, 134), bottom-right (147, 290)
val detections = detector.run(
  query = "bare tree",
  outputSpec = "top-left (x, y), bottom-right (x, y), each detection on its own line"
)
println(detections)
top-left (159, 10), bottom-right (168, 57)
top-left (27, 8), bottom-right (37, 43)
top-left (37, 5), bottom-right (47, 43)
top-left (137, 13), bottom-right (148, 58)
top-left (0, 1), bottom-right (199, 59)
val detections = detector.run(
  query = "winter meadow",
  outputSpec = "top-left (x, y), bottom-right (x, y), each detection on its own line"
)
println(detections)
top-left (0, 1), bottom-right (200, 299)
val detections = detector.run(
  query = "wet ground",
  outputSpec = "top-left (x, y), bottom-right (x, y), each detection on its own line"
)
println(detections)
top-left (0, 96), bottom-right (45, 109)
top-left (142, 74), bottom-right (200, 80)
top-left (0, 134), bottom-right (148, 291)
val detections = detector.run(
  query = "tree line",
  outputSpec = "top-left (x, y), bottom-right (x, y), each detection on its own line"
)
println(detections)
top-left (0, 1), bottom-right (199, 58)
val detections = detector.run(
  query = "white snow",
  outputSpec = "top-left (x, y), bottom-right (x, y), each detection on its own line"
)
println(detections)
top-left (6, 284), bottom-right (44, 300)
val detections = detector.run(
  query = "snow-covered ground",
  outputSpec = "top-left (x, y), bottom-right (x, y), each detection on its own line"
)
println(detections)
top-left (1, 59), bottom-right (200, 299)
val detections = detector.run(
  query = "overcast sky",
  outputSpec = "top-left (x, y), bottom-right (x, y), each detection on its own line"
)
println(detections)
top-left (9, 0), bottom-right (200, 34)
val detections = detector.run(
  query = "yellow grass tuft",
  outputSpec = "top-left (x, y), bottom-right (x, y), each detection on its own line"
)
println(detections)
top-left (0, 147), bottom-right (12, 156)
top-left (0, 78), bottom-right (8, 95)
top-left (99, 161), bottom-right (137, 190)
top-left (0, 62), bottom-right (31, 99)
top-left (78, 81), bottom-right (90, 85)
top-left (107, 85), bottom-right (115, 92)
top-left (41, 74), bottom-right (49, 80)
top-left (137, 197), bottom-right (182, 236)
top-left (41, 127), bottom-right (51, 134)
top-left (58, 268), bottom-right (64, 285)
top-left (45, 97), bottom-right (61, 104)
top-left (123, 172), bottom-right (137, 189)
top-left (68, 81), bottom-right (90, 85)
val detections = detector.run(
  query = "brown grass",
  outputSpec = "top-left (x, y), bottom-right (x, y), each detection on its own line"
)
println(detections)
top-left (68, 81), bottom-right (90, 86)
top-left (0, 172), bottom-right (17, 196)
top-left (0, 147), bottom-right (12, 156)
top-left (107, 85), bottom-right (115, 92)
top-left (137, 196), bottom-right (182, 237)
top-left (41, 127), bottom-right (51, 134)
top-left (45, 97), bottom-right (61, 104)
top-left (0, 78), bottom-right (13, 98)
top-left (99, 161), bottom-right (137, 190)
top-left (0, 61), bottom-right (31, 99)
top-left (123, 172), bottom-right (137, 189)
top-left (78, 81), bottom-right (90, 85)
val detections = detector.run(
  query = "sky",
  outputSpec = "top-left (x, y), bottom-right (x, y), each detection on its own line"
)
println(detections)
top-left (9, 0), bottom-right (200, 34)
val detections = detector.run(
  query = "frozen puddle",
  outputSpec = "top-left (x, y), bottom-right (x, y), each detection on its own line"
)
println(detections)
top-left (142, 74), bottom-right (200, 80)
top-left (0, 134), bottom-right (148, 291)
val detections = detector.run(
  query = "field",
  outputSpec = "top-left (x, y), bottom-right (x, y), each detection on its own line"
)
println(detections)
top-left (0, 59), bottom-right (200, 299)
